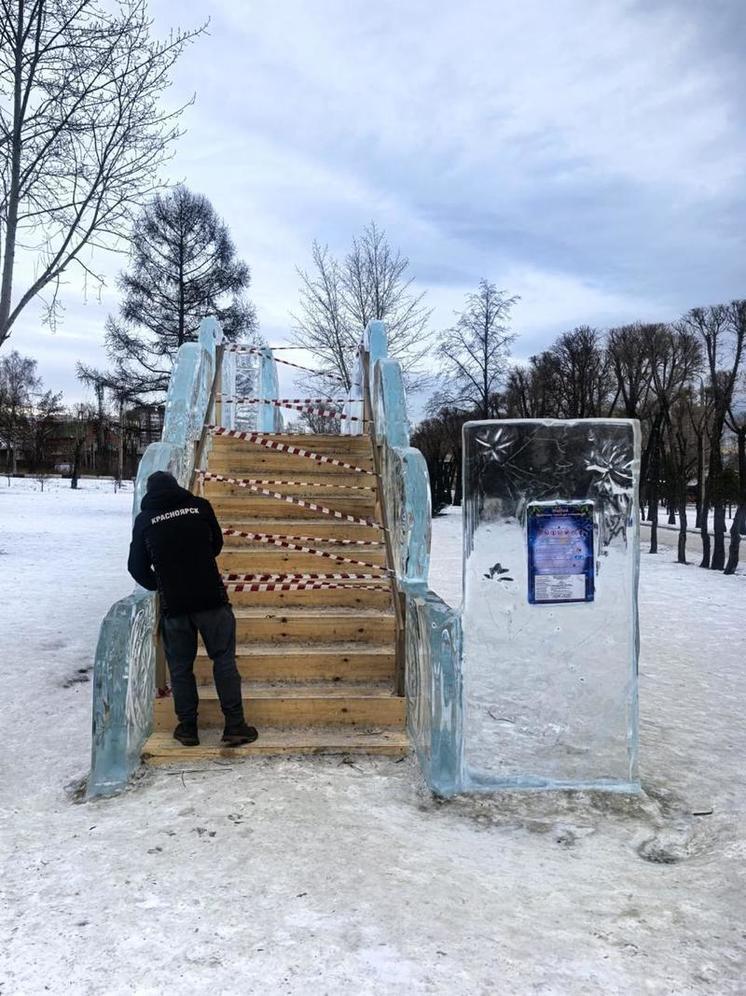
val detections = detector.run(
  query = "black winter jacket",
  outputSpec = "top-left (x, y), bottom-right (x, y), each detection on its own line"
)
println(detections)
top-left (127, 475), bottom-right (228, 617)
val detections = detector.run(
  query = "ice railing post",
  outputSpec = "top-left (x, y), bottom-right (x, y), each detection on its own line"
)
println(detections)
top-left (362, 319), bottom-right (462, 795)
top-left (258, 347), bottom-right (283, 432)
top-left (460, 418), bottom-right (640, 792)
top-left (87, 318), bottom-right (224, 799)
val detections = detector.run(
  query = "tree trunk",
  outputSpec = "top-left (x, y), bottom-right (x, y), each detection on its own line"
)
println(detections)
top-left (699, 489), bottom-right (711, 568)
top-left (0, 15), bottom-right (24, 347)
top-left (70, 437), bottom-right (83, 489)
top-left (677, 484), bottom-right (688, 564)
top-left (647, 422), bottom-right (662, 554)
top-left (452, 447), bottom-right (463, 507)
top-left (724, 430), bottom-right (746, 574)
top-left (694, 432), bottom-right (704, 528)
top-left (709, 425), bottom-right (726, 570)
top-left (116, 399), bottom-right (125, 485)
top-left (724, 505), bottom-right (745, 574)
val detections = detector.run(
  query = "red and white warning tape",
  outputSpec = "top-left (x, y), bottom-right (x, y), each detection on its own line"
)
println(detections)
top-left (220, 527), bottom-right (391, 573)
top-left (223, 344), bottom-right (348, 384)
top-left (198, 468), bottom-right (375, 526)
top-left (224, 578), bottom-right (389, 593)
top-left (220, 397), bottom-right (355, 405)
top-left (202, 471), bottom-right (373, 492)
top-left (207, 427), bottom-right (374, 476)
top-left (222, 528), bottom-right (381, 547)
top-left (219, 397), bottom-right (365, 422)
top-left (222, 571), bottom-right (386, 582)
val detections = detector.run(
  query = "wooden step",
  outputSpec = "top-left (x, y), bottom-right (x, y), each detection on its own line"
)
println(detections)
top-left (142, 726), bottom-right (409, 763)
top-left (217, 518), bottom-right (383, 543)
top-left (228, 585), bottom-right (393, 610)
top-left (230, 607), bottom-right (395, 643)
top-left (211, 433), bottom-right (373, 455)
top-left (208, 454), bottom-right (374, 477)
top-left (210, 496), bottom-right (381, 521)
top-left (218, 548), bottom-right (387, 575)
top-left (153, 684), bottom-right (405, 729)
top-left (204, 479), bottom-right (377, 499)
top-left (195, 641), bottom-right (395, 682)
top-left (221, 535), bottom-right (386, 555)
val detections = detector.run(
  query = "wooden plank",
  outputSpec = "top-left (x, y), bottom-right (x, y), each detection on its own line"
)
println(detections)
top-left (211, 434), bottom-right (373, 454)
top-left (153, 689), bottom-right (406, 729)
top-left (204, 480), bottom-right (377, 499)
top-left (228, 586), bottom-right (393, 610)
top-left (218, 549), bottom-right (387, 575)
top-left (209, 496), bottom-right (382, 520)
top-left (208, 455), bottom-right (375, 477)
top-left (216, 518), bottom-right (383, 542)
top-left (194, 645), bottom-right (396, 683)
top-left (229, 608), bottom-right (395, 643)
top-left (142, 727), bottom-right (409, 763)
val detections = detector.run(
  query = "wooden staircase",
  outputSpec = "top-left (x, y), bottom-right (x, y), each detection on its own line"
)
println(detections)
top-left (142, 432), bottom-right (408, 763)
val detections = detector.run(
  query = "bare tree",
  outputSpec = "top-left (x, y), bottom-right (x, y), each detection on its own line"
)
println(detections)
top-left (76, 362), bottom-right (140, 482)
top-left (27, 385), bottom-right (63, 468)
top-left (342, 222), bottom-right (432, 382)
top-left (292, 223), bottom-right (433, 393)
top-left (411, 407), bottom-right (468, 512)
top-left (681, 302), bottom-right (746, 570)
top-left (0, 347), bottom-right (39, 471)
top-left (504, 352), bottom-right (563, 418)
top-left (724, 383), bottom-right (746, 574)
top-left (0, 0), bottom-right (203, 349)
top-left (434, 280), bottom-right (518, 418)
top-left (642, 324), bottom-right (702, 554)
top-left (292, 242), bottom-right (355, 393)
top-left (547, 326), bottom-right (613, 418)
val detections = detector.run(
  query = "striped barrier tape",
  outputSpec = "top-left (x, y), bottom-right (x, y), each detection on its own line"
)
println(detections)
top-left (220, 527), bottom-right (391, 573)
top-left (223, 344), bottom-right (348, 384)
top-left (198, 468), bottom-right (376, 527)
top-left (222, 571), bottom-right (388, 582)
top-left (221, 527), bottom-right (382, 547)
top-left (201, 471), bottom-right (374, 492)
top-left (224, 579), bottom-right (390, 593)
top-left (218, 397), bottom-right (365, 422)
top-left (220, 397), bottom-right (357, 405)
top-left (207, 427), bottom-right (374, 476)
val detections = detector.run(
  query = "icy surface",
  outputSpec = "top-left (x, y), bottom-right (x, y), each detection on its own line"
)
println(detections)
top-left (0, 487), bottom-right (744, 994)
top-left (461, 420), bottom-right (640, 790)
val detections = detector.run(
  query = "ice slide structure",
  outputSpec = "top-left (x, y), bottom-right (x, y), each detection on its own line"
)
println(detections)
top-left (87, 318), bottom-right (640, 799)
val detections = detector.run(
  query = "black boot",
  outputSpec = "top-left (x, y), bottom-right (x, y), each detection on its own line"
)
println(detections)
top-left (173, 721), bottom-right (199, 746)
top-left (221, 720), bottom-right (258, 746)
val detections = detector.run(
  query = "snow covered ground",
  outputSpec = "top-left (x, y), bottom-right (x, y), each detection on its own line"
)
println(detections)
top-left (1, 490), bottom-right (744, 995)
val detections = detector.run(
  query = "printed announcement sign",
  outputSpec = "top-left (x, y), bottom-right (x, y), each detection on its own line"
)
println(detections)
top-left (527, 501), bottom-right (595, 605)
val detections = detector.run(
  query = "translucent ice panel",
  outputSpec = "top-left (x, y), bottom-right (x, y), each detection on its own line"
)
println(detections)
top-left (461, 419), bottom-right (640, 791)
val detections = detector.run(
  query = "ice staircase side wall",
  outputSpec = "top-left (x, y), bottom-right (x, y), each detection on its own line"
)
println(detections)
top-left (358, 321), bottom-right (463, 796)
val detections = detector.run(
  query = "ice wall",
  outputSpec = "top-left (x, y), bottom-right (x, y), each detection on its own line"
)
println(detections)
top-left (461, 419), bottom-right (640, 791)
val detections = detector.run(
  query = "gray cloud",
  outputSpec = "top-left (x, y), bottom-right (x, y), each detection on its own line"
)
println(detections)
top-left (6, 0), bottom-right (745, 404)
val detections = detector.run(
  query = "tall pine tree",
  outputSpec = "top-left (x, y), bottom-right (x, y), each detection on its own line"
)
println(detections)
top-left (106, 185), bottom-right (258, 395)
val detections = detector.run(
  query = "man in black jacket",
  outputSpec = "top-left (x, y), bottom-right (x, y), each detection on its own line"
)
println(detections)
top-left (128, 470), bottom-right (258, 748)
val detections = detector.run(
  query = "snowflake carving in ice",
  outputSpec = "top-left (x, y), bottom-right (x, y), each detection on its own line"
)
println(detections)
top-left (475, 429), bottom-right (515, 465)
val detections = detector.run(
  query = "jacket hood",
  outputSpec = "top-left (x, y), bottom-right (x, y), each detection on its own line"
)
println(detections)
top-left (141, 472), bottom-right (193, 512)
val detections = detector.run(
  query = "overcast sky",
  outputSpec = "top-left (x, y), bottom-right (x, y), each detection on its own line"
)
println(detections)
top-left (7, 0), bottom-right (746, 406)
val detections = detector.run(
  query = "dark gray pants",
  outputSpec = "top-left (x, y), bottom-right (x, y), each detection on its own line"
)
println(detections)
top-left (160, 605), bottom-right (244, 726)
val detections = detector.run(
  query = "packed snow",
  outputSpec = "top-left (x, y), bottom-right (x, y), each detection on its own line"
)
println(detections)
top-left (1, 488), bottom-right (744, 995)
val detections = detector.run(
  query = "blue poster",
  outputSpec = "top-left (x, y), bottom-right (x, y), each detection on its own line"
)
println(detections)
top-left (527, 501), bottom-right (595, 605)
